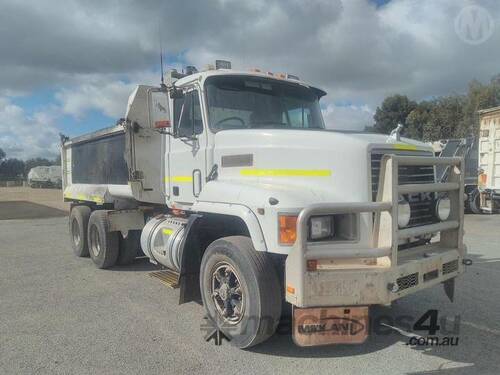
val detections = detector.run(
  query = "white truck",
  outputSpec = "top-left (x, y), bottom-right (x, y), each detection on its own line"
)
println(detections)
top-left (27, 165), bottom-right (62, 188)
top-left (62, 62), bottom-right (466, 348)
top-left (478, 106), bottom-right (500, 212)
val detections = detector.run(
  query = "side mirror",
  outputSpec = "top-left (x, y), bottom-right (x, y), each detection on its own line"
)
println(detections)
top-left (170, 88), bottom-right (184, 99)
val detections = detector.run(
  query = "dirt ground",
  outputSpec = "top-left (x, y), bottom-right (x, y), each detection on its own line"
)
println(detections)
top-left (0, 187), bottom-right (69, 213)
top-left (0, 187), bottom-right (68, 220)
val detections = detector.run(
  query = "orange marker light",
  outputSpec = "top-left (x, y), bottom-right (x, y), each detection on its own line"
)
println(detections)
top-left (479, 173), bottom-right (487, 186)
top-left (279, 215), bottom-right (297, 245)
top-left (286, 285), bottom-right (295, 294)
top-left (306, 259), bottom-right (318, 272)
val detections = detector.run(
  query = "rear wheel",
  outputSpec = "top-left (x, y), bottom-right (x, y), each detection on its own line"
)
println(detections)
top-left (69, 205), bottom-right (91, 257)
top-left (200, 236), bottom-right (281, 348)
top-left (88, 210), bottom-right (119, 269)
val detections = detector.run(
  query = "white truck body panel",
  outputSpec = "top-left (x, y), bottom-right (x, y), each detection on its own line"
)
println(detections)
top-left (28, 165), bottom-right (62, 186)
top-left (479, 107), bottom-right (500, 190)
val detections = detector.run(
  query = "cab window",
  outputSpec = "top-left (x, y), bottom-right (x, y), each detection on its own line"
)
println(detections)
top-left (175, 91), bottom-right (203, 137)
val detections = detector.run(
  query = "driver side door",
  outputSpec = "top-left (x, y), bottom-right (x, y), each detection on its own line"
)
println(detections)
top-left (168, 88), bottom-right (207, 207)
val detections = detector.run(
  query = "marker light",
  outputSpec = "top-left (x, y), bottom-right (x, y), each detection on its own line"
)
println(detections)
top-left (279, 215), bottom-right (297, 245)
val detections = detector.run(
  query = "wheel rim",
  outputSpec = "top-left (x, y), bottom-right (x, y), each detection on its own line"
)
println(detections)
top-left (211, 262), bottom-right (245, 325)
top-left (71, 218), bottom-right (81, 247)
top-left (89, 225), bottom-right (101, 258)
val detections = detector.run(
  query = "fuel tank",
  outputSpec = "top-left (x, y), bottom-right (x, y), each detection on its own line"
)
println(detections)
top-left (140, 215), bottom-right (188, 271)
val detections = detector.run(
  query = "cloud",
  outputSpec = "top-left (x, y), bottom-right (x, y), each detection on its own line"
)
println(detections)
top-left (2, 0), bottom-right (499, 102)
top-left (323, 103), bottom-right (374, 131)
top-left (55, 78), bottom-right (135, 119)
top-left (1, 0), bottom-right (500, 156)
top-left (0, 98), bottom-right (60, 160)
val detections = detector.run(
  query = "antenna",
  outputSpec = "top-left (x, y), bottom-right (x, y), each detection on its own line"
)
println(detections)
top-left (159, 22), bottom-right (166, 88)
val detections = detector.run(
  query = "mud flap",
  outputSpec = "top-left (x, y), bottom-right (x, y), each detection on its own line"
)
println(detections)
top-left (292, 306), bottom-right (369, 347)
top-left (444, 278), bottom-right (455, 302)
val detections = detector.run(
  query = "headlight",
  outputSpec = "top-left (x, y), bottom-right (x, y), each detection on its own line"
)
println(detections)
top-left (310, 216), bottom-right (334, 240)
top-left (398, 198), bottom-right (411, 228)
top-left (436, 196), bottom-right (451, 221)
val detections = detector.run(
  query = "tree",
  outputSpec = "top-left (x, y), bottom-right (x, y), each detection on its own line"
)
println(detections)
top-left (406, 101), bottom-right (433, 140)
top-left (458, 79), bottom-right (500, 138)
top-left (0, 158), bottom-right (25, 179)
top-left (53, 154), bottom-right (61, 165)
top-left (0, 148), bottom-right (5, 161)
top-left (424, 96), bottom-right (466, 141)
top-left (373, 95), bottom-right (417, 135)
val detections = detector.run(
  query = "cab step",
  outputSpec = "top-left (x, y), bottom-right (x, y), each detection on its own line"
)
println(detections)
top-left (149, 269), bottom-right (180, 289)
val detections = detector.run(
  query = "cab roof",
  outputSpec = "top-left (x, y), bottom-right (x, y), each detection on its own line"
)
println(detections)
top-left (173, 69), bottom-right (327, 97)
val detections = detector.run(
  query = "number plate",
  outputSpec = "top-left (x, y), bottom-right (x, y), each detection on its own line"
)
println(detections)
top-left (292, 306), bottom-right (369, 347)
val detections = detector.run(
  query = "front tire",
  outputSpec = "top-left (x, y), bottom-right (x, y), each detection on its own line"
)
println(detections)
top-left (69, 205), bottom-right (91, 257)
top-left (88, 210), bottom-right (119, 269)
top-left (200, 236), bottom-right (281, 348)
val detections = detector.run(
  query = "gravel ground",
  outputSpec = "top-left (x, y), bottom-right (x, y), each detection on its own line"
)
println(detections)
top-left (1, 203), bottom-right (500, 375)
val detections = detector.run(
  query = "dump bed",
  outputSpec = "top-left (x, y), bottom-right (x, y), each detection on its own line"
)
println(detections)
top-left (61, 85), bottom-right (170, 206)
top-left (61, 125), bottom-right (134, 204)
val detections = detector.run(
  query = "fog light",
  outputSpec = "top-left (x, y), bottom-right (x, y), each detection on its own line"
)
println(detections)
top-left (398, 198), bottom-right (411, 228)
top-left (436, 196), bottom-right (451, 221)
top-left (310, 216), bottom-right (333, 240)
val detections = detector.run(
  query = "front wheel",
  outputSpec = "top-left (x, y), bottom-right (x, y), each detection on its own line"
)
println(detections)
top-left (200, 236), bottom-right (281, 349)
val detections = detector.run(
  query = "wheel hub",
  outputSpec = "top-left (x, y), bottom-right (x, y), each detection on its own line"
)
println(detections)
top-left (211, 262), bottom-right (245, 324)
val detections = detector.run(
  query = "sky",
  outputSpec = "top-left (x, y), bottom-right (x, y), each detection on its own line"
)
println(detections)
top-left (0, 0), bottom-right (499, 160)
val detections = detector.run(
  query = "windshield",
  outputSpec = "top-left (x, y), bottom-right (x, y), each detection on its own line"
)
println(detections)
top-left (205, 76), bottom-right (325, 131)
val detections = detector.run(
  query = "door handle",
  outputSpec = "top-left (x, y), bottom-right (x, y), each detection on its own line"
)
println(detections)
top-left (192, 169), bottom-right (202, 197)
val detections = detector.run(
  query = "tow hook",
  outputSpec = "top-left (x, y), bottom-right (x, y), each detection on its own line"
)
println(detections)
top-left (462, 259), bottom-right (473, 266)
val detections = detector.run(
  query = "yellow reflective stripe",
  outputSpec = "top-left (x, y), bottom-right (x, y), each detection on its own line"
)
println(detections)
top-left (173, 176), bottom-right (193, 182)
top-left (91, 196), bottom-right (104, 204)
top-left (162, 228), bottom-right (173, 235)
top-left (240, 169), bottom-right (331, 177)
top-left (393, 143), bottom-right (418, 151)
top-left (76, 193), bottom-right (86, 200)
top-left (164, 176), bottom-right (193, 183)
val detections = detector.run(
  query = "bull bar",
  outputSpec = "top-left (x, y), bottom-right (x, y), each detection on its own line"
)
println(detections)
top-left (285, 155), bottom-right (466, 307)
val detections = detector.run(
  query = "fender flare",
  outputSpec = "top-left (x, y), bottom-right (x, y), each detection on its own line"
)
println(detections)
top-left (192, 201), bottom-right (268, 252)
top-left (177, 202), bottom-right (268, 304)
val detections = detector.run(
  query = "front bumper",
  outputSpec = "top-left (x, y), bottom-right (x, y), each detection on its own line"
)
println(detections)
top-left (293, 245), bottom-right (463, 307)
top-left (286, 155), bottom-right (466, 308)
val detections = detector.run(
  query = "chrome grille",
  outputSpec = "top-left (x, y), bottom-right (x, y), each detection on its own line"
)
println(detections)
top-left (371, 151), bottom-right (438, 228)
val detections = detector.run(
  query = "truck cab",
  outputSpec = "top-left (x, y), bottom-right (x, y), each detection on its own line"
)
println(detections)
top-left (62, 62), bottom-right (466, 348)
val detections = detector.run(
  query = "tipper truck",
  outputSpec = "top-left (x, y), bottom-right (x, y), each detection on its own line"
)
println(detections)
top-left (478, 106), bottom-right (500, 212)
top-left (28, 165), bottom-right (62, 188)
top-left (62, 61), bottom-right (466, 348)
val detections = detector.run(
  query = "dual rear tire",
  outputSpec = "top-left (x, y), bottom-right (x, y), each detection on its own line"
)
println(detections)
top-left (69, 207), bottom-right (140, 268)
